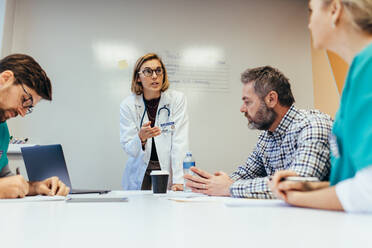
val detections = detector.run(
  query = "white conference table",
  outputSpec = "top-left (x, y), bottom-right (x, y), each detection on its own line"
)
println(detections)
top-left (0, 191), bottom-right (371, 248)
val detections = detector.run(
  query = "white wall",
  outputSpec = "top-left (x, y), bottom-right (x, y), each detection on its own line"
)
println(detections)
top-left (5, 0), bottom-right (312, 189)
top-left (0, 0), bottom-right (15, 57)
top-left (0, 0), bottom-right (4, 50)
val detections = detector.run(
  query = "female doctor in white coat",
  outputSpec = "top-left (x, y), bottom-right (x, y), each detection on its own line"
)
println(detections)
top-left (120, 53), bottom-right (189, 191)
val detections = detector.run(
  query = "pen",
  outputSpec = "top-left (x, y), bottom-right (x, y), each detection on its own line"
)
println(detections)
top-left (280, 176), bottom-right (319, 182)
top-left (268, 176), bottom-right (320, 182)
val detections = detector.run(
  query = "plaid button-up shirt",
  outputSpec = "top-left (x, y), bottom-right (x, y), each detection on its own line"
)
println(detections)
top-left (230, 105), bottom-right (333, 199)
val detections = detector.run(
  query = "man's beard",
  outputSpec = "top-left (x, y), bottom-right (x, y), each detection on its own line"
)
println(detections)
top-left (0, 109), bottom-right (17, 123)
top-left (0, 109), bottom-right (7, 123)
top-left (246, 101), bottom-right (277, 131)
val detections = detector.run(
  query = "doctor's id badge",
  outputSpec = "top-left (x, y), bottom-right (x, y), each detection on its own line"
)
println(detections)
top-left (160, 121), bottom-right (175, 133)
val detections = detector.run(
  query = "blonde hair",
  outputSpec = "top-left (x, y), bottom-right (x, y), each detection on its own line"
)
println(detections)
top-left (322, 0), bottom-right (372, 34)
top-left (130, 53), bottom-right (170, 95)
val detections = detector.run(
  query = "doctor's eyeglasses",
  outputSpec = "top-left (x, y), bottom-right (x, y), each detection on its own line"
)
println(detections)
top-left (139, 67), bottom-right (163, 77)
top-left (21, 84), bottom-right (34, 115)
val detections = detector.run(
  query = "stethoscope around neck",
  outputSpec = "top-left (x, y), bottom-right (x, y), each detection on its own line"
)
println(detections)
top-left (140, 97), bottom-right (170, 127)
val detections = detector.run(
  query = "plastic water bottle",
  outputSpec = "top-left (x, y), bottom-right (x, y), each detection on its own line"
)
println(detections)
top-left (183, 152), bottom-right (195, 192)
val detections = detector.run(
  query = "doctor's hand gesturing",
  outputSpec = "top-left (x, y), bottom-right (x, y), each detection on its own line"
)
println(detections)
top-left (138, 121), bottom-right (161, 144)
top-left (184, 167), bottom-right (234, 196)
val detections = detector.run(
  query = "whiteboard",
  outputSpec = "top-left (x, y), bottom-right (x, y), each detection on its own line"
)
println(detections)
top-left (6, 0), bottom-right (313, 189)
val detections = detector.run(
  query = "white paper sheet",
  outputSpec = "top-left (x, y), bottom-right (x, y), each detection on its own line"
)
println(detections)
top-left (165, 191), bottom-right (229, 202)
top-left (224, 198), bottom-right (288, 207)
top-left (0, 195), bottom-right (65, 203)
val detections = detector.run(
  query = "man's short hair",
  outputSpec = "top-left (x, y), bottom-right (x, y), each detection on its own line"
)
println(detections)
top-left (241, 66), bottom-right (295, 107)
top-left (0, 54), bottom-right (52, 100)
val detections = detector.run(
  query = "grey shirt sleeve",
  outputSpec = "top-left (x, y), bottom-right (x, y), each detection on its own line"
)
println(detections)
top-left (0, 165), bottom-right (15, 177)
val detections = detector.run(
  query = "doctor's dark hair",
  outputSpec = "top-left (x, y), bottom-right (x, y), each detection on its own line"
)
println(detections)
top-left (241, 66), bottom-right (295, 107)
top-left (0, 54), bottom-right (52, 100)
top-left (131, 53), bottom-right (170, 95)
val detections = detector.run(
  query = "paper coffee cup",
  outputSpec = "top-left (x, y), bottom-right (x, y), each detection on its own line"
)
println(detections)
top-left (150, 170), bottom-right (169, 194)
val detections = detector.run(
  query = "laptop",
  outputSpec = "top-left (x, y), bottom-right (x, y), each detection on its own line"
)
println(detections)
top-left (21, 144), bottom-right (110, 194)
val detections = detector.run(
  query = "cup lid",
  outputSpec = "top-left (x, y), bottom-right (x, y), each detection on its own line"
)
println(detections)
top-left (150, 170), bottom-right (169, 176)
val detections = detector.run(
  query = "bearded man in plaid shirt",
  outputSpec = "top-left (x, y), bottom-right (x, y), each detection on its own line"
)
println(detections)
top-left (184, 66), bottom-right (333, 199)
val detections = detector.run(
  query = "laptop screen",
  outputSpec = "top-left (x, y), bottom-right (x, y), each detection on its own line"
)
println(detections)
top-left (21, 144), bottom-right (72, 188)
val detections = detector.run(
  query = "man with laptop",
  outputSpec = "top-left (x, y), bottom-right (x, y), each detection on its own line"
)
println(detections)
top-left (0, 54), bottom-right (70, 198)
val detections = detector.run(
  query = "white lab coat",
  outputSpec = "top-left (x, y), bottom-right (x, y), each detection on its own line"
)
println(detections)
top-left (120, 90), bottom-right (189, 190)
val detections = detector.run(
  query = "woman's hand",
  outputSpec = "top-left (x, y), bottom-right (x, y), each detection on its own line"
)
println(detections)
top-left (171, 184), bottom-right (184, 191)
top-left (138, 121), bottom-right (161, 142)
top-left (268, 170), bottom-right (329, 202)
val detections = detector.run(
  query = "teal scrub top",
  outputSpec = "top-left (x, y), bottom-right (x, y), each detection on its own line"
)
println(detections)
top-left (330, 42), bottom-right (372, 185)
top-left (0, 122), bottom-right (10, 172)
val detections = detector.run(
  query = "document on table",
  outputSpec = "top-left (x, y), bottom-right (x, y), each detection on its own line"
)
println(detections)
top-left (0, 195), bottom-right (65, 203)
top-left (166, 191), bottom-right (288, 207)
top-left (166, 191), bottom-right (230, 203)
top-left (224, 198), bottom-right (287, 207)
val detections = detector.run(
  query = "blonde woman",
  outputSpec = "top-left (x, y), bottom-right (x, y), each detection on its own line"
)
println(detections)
top-left (120, 53), bottom-right (189, 191)
top-left (269, 0), bottom-right (372, 213)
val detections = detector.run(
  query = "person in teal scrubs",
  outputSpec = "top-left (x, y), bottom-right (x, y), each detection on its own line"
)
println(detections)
top-left (0, 122), bottom-right (10, 173)
top-left (0, 54), bottom-right (70, 198)
top-left (269, 0), bottom-right (372, 213)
